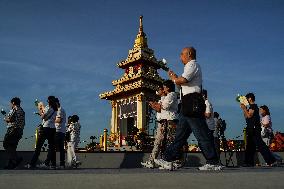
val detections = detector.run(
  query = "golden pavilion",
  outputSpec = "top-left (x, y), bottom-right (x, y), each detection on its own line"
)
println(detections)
top-left (99, 16), bottom-right (168, 146)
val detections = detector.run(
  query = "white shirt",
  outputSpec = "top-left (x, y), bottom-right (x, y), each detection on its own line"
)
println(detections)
top-left (205, 99), bottom-right (215, 130)
top-left (42, 106), bottom-right (56, 128)
top-left (261, 115), bottom-right (272, 127)
top-left (55, 107), bottom-right (66, 133)
top-left (156, 96), bottom-right (165, 121)
top-left (181, 60), bottom-right (202, 95)
top-left (161, 92), bottom-right (178, 120)
top-left (67, 122), bottom-right (81, 142)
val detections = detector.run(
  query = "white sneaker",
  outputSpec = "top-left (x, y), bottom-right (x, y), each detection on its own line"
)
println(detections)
top-left (24, 164), bottom-right (34, 169)
top-left (198, 164), bottom-right (223, 171)
top-left (141, 161), bottom-right (154, 169)
top-left (173, 161), bottom-right (183, 169)
top-left (38, 163), bottom-right (49, 169)
top-left (154, 159), bottom-right (173, 171)
top-left (72, 161), bottom-right (81, 168)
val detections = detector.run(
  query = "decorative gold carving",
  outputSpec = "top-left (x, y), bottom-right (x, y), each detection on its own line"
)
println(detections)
top-left (111, 100), bottom-right (116, 108)
top-left (136, 93), bottom-right (144, 102)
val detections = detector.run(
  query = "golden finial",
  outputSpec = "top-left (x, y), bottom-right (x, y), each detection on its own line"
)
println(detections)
top-left (139, 15), bottom-right (143, 33)
top-left (134, 15), bottom-right (148, 48)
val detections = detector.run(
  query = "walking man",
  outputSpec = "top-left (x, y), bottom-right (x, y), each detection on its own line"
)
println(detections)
top-left (3, 97), bottom-right (25, 169)
top-left (154, 47), bottom-right (221, 170)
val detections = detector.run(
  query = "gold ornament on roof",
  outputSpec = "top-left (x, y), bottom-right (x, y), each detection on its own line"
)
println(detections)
top-left (134, 16), bottom-right (148, 49)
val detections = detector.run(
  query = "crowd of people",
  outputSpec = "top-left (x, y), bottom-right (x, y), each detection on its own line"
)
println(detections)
top-left (141, 46), bottom-right (282, 170)
top-left (2, 96), bottom-right (81, 169)
top-left (1, 46), bottom-right (282, 170)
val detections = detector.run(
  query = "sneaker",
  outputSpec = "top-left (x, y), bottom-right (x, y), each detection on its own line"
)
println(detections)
top-left (267, 160), bottom-right (283, 167)
top-left (141, 161), bottom-right (154, 169)
top-left (154, 159), bottom-right (173, 171)
top-left (38, 163), bottom-right (49, 169)
top-left (173, 161), bottom-right (183, 169)
top-left (198, 164), bottom-right (223, 171)
top-left (49, 165), bottom-right (56, 170)
top-left (72, 161), bottom-right (81, 168)
top-left (25, 164), bottom-right (36, 169)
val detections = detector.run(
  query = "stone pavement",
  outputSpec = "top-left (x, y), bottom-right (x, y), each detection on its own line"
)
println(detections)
top-left (1, 167), bottom-right (284, 189)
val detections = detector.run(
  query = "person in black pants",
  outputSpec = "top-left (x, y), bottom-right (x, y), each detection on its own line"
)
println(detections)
top-left (240, 93), bottom-right (276, 166)
top-left (43, 98), bottom-right (66, 168)
top-left (28, 96), bottom-right (58, 169)
top-left (3, 97), bottom-right (25, 169)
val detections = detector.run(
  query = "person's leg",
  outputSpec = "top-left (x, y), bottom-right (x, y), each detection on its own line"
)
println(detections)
top-left (214, 137), bottom-right (220, 161)
top-left (57, 132), bottom-right (66, 167)
top-left (46, 128), bottom-right (56, 167)
top-left (254, 130), bottom-right (276, 165)
top-left (164, 115), bottom-right (191, 162)
top-left (73, 141), bottom-right (79, 163)
top-left (149, 123), bottom-right (164, 161)
top-left (69, 141), bottom-right (76, 165)
top-left (167, 120), bottom-right (177, 146)
top-left (244, 133), bottom-right (256, 166)
top-left (66, 142), bottom-right (73, 167)
top-left (30, 128), bottom-right (47, 167)
top-left (3, 129), bottom-right (16, 168)
top-left (160, 120), bottom-right (168, 157)
top-left (44, 146), bottom-right (52, 166)
top-left (9, 128), bottom-right (23, 167)
top-left (188, 117), bottom-right (219, 165)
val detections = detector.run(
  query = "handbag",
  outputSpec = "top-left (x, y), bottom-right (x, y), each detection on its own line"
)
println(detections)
top-left (181, 92), bottom-right (206, 118)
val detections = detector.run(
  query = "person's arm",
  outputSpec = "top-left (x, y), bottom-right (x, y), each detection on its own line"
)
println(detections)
top-left (168, 71), bottom-right (188, 85)
top-left (55, 110), bottom-right (62, 124)
top-left (149, 101), bottom-right (162, 112)
top-left (55, 116), bottom-right (62, 124)
top-left (41, 107), bottom-right (54, 121)
top-left (204, 112), bottom-right (212, 119)
top-left (204, 101), bottom-right (212, 118)
top-left (168, 62), bottom-right (199, 85)
top-left (4, 109), bottom-right (15, 123)
top-left (161, 93), bottom-right (174, 110)
top-left (240, 104), bottom-right (254, 118)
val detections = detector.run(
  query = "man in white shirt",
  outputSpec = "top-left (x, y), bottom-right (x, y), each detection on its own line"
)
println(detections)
top-left (154, 47), bottom-right (221, 171)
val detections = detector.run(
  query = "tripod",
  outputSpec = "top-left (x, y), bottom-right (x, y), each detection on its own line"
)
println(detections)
top-left (220, 134), bottom-right (235, 167)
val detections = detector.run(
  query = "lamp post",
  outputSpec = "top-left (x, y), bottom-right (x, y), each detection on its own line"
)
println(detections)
top-left (103, 129), bottom-right (108, 151)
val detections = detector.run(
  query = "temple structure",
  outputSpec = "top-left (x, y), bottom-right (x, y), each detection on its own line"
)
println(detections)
top-left (99, 16), bottom-right (168, 146)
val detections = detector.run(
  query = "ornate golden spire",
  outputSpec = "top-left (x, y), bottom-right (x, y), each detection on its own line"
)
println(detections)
top-left (139, 15), bottom-right (144, 33)
top-left (134, 15), bottom-right (148, 48)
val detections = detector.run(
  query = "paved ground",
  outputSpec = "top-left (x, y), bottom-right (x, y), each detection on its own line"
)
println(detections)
top-left (1, 167), bottom-right (284, 189)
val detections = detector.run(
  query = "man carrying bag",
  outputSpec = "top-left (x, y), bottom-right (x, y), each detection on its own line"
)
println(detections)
top-left (154, 47), bottom-right (221, 171)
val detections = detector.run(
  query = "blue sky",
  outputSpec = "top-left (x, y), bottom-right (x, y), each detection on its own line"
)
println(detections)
top-left (0, 0), bottom-right (284, 150)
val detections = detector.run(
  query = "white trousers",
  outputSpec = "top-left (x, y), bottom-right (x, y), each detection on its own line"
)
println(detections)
top-left (67, 141), bottom-right (79, 166)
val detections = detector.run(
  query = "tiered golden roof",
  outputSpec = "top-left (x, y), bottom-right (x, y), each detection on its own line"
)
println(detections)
top-left (100, 16), bottom-right (168, 100)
